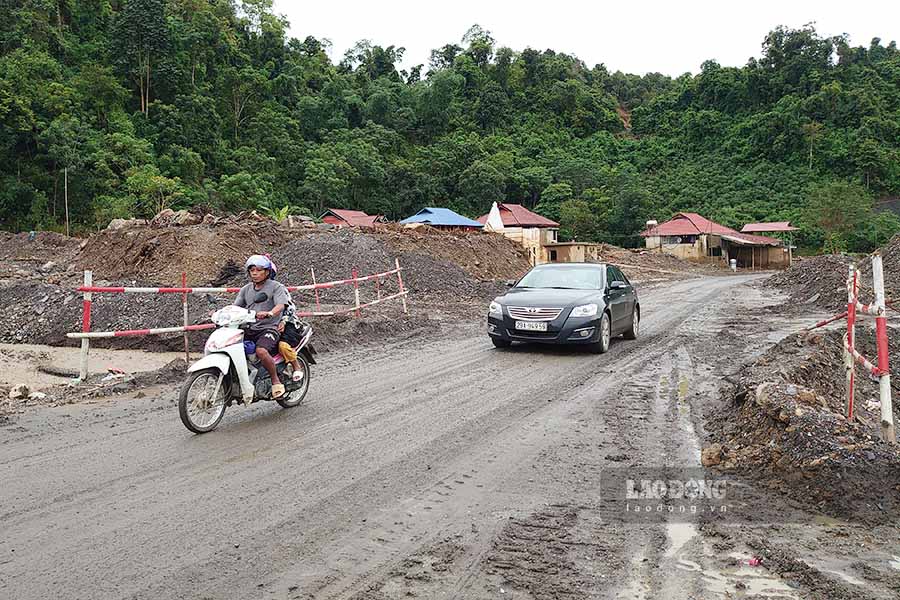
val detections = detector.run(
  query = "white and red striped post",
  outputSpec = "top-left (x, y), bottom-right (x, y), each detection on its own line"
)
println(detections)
top-left (310, 268), bottom-right (321, 313)
top-left (872, 254), bottom-right (896, 443)
top-left (845, 265), bottom-right (857, 418)
top-left (79, 270), bottom-right (92, 380)
top-left (395, 258), bottom-right (408, 314)
top-left (182, 272), bottom-right (190, 363)
top-left (352, 267), bottom-right (361, 316)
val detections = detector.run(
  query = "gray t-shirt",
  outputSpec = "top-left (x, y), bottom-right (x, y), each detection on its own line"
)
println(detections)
top-left (234, 279), bottom-right (291, 332)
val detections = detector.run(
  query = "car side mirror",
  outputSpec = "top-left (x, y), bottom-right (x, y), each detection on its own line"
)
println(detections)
top-left (505, 280), bottom-right (516, 287)
top-left (610, 281), bottom-right (627, 290)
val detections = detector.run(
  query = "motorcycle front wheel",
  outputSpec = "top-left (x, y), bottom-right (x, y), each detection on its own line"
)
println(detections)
top-left (276, 355), bottom-right (310, 408)
top-left (179, 368), bottom-right (227, 433)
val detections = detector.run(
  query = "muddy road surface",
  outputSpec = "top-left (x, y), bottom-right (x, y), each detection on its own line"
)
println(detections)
top-left (2, 275), bottom-right (892, 599)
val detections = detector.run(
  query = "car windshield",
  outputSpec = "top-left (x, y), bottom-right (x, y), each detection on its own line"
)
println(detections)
top-left (515, 266), bottom-right (603, 290)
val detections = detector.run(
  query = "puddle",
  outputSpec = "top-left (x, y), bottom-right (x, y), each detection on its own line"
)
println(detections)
top-left (664, 522), bottom-right (698, 558)
top-left (800, 559), bottom-right (867, 586)
top-left (701, 565), bottom-right (799, 598)
top-left (819, 568), bottom-right (866, 587)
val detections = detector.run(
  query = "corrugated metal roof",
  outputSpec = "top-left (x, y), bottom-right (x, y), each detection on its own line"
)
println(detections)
top-left (720, 232), bottom-right (782, 246)
top-left (400, 207), bottom-right (484, 228)
top-left (741, 221), bottom-right (798, 233)
top-left (321, 208), bottom-right (385, 227)
top-left (642, 213), bottom-right (782, 246)
top-left (477, 203), bottom-right (559, 228)
top-left (641, 212), bottom-right (733, 237)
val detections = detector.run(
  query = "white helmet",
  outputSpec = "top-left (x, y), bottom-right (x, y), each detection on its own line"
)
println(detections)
top-left (245, 254), bottom-right (277, 278)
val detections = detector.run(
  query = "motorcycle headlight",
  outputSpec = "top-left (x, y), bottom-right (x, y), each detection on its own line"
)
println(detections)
top-left (571, 303), bottom-right (598, 317)
top-left (489, 301), bottom-right (503, 317)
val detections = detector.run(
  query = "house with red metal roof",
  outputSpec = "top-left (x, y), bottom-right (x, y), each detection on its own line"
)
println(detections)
top-left (641, 212), bottom-right (789, 269)
top-left (320, 208), bottom-right (387, 229)
top-left (477, 202), bottom-right (566, 265)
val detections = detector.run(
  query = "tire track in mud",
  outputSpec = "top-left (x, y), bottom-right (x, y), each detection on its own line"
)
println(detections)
top-left (0, 275), bottom-right (771, 600)
top-left (296, 276), bottom-right (771, 600)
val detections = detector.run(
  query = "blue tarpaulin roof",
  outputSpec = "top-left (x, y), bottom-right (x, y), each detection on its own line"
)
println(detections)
top-left (399, 207), bottom-right (484, 228)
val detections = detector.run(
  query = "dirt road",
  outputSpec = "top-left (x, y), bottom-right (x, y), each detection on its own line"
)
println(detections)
top-left (1, 275), bottom-right (892, 599)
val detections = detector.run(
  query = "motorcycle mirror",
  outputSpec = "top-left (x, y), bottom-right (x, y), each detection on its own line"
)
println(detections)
top-left (253, 292), bottom-right (269, 303)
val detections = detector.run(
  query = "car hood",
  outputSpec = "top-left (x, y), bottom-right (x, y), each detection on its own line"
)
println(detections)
top-left (495, 287), bottom-right (601, 307)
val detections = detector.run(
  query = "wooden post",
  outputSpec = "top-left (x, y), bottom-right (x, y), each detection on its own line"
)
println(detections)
top-left (845, 265), bottom-right (856, 418)
top-left (395, 258), bottom-right (408, 314)
top-left (352, 268), bottom-right (361, 316)
top-left (311, 268), bottom-right (321, 313)
top-left (79, 270), bottom-right (92, 381)
top-left (64, 166), bottom-right (70, 237)
top-left (872, 255), bottom-right (896, 443)
top-left (182, 271), bottom-right (190, 364)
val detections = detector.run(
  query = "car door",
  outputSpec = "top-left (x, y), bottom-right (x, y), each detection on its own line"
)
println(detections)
top-left (605, 265), bottom-right (627, 333)
top-left (613, 266), bottom-right (637, 324)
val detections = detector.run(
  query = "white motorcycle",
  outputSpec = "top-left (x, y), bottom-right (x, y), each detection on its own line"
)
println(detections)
top-left (178, 303), bottom-right (316, 434)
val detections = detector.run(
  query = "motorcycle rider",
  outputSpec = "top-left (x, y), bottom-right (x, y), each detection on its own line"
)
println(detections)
top-left (234, 254), bottom-right (290, 398)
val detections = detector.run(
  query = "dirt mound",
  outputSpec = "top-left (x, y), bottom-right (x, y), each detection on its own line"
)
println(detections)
top-left (858, 233), bottom-right (900, 301)
top-left (598, 243), bottom-right (721, 281)
top-left (0, 231), bottom-right (82, 280)
top-left (764, 254), bottom-right (853, 311)
top-left (765, 235), bottom-right (900, 313)
top-left (707, 329), bottom-right (900, 522)
top-left (76, 221), bottom-right (285, 285)
top-left (0, 224), bottom-right (530, 352)
top-left (377, 226), bottom-right (531, 282)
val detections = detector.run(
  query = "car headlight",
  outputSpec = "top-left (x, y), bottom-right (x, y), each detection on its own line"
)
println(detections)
top-left (489, 301), bottom-right (503, 316)
top-left (570, 303), bottom-right (598, 317)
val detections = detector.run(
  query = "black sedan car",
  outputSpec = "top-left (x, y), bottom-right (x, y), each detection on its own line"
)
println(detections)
top-left (487, 263), bottom-right (640, 353)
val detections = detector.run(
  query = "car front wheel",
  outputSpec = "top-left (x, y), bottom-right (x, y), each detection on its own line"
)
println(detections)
top-left (590, 312), bottom-right (611, 354)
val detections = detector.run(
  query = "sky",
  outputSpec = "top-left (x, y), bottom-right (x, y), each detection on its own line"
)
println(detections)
top-left (273, 0), bottom-right (898, 76)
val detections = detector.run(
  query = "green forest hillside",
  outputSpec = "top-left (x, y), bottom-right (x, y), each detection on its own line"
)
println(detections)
top-left (2, 1), bottom-right (898, 252)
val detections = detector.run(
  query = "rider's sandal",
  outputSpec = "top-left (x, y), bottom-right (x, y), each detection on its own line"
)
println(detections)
top-left (292, 369), bottom-right (304, 382)
top-left (271, 383), bottom-right (285, 399)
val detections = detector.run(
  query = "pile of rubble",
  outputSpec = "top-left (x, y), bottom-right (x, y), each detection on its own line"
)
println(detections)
top-left (765, 234), bottom-right (900, 313)
top-left (706, 329), bottom-right (900, 522)
top-left (0, 213), bottom-right (532, 351)
top-left (763, 254), bottom-right (854, 311)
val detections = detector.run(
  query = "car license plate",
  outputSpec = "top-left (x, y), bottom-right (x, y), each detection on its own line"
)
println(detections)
top-left (515, 321), bottom-right (548, 332)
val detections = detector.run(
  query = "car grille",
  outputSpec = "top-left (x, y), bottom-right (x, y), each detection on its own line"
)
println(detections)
top-left (507, 306), bottom-right (563, 321)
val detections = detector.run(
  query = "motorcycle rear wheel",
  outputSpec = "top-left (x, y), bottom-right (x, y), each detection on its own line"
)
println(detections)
top-left (179, 368), bottom-right (227, 433)
top-left (276, 355), bottom-right (310, 408)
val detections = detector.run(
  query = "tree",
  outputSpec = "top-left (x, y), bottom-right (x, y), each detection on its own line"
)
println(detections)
top-left (42, 115), bottom-right (92, 235)
top-left (221, 66), bottom-right (268, 141)
top-left (456, 160), bottom-right (504, 215)
top-left (802, 121), bottom-right (823, 169)
top-left (559, 199), bottom-right (601, 241)
top-left (535, 182), bottom-right (573, 222)
top-left (803, 181), bottom-right (871, 253)
top-left (113, 0), bottom-right (170, 116)
top-left (123, 164), bottom-right (186, 217)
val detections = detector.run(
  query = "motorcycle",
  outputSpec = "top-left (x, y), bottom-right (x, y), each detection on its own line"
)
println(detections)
top-left (178, 303), bottom-right (316, 433)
